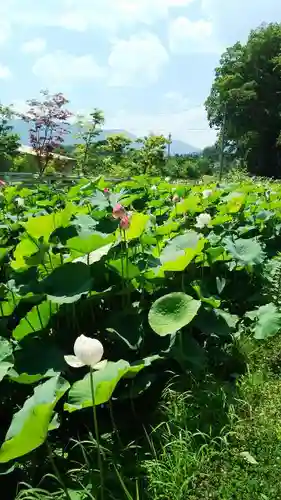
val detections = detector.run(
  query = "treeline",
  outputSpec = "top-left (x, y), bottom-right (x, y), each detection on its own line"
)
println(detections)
top-left (0, 92), bottom-right (217, 179)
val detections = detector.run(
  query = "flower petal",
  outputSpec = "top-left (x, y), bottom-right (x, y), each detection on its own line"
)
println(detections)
top-left (64, 355), bottom-right (85, 368)
top-left (74, 335), bottom-right (104, 367)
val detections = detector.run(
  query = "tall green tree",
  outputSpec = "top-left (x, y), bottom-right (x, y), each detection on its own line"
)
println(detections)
top-left (136, 134), bottom-right (169, 175)
top-left (0, 105), bottom-right (20, 171)
top-left (205, 23), bottom-right (281, 177)
top-left (75, 109), bottom-right (105, 175)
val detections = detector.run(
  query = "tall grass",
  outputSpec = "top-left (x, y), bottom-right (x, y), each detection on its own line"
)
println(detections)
top-left (143, 337), bottom-right (281, 499)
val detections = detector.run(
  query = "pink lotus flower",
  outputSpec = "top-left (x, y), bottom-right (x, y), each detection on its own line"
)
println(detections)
top-left (0, 180), bottom-right (6, 187)
top-left (120, 215), bottom-right (130, 230)
top-left (112, 203), bottom-right (126, 219)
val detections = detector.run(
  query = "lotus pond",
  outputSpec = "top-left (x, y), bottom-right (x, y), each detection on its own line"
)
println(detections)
top-left (1, 175), bottom-right (281, 498)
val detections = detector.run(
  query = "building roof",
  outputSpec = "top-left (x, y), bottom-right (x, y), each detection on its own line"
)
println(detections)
top-left (18, 145), bottom-right (75, 162)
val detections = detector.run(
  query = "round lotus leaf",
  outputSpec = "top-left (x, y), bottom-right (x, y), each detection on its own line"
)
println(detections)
top-left (148, 292), bottom-right (201, 336)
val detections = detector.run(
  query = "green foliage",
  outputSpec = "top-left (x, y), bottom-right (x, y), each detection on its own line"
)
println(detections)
top-left (144, 362), bottom-right (281, 500)
top-left (206, 22), bottom-right (281, 177)
top-left (0, 376), bottom-right (69, 463)
top-left (0, 173), bottom-right (281, 475)
top-left (0, 104), bottom-right (20, 170)
top-left (135, 134), bottom-right (169, 175)
top-left (74, 109), bottom-right (105, 175)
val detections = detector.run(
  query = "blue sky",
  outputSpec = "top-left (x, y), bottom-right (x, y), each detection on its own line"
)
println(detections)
top-left (0, 0), bottom-right (281, 148)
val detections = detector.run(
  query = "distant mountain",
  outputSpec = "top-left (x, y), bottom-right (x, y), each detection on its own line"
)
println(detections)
top-left (169, 140), bottom-right (201, 156)
top-left (10, 119), bottom-right (201, 156)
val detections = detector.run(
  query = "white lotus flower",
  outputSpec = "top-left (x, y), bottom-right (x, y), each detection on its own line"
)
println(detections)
top-left (64, 335), bottom-right (107, 370)
top-left (151, 185), bottom-right (157, 191)
top-left (165, 177), bottom-right (171, 182)
top-left (202, 189), bottom-right (212, 199)
top-left (195, 213), bottom-right (212, 229)
top-left (15, 197), bottom-right (24, 207)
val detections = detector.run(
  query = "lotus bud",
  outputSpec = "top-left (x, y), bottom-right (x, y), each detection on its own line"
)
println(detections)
top-left (172, 194), bottom-right (180, 203)
top-left (64, 334), bottom-right (107, 370)
top-left (120, 215), bottom-right (130, 230)
top-left (104, 188), bottom-right (110, 197)
top-left (165, 177), bottom-right (171, 182)
top-left (0, 180), bottom-right (6, 187)
top-left (15, 197), bottom-right (25, 207)
top-left (195, 213), bottom-right (212, 229)
top-left (112, 203), bottom-right (126, 219)
top-left (202, 189), bottom-right (212, 199)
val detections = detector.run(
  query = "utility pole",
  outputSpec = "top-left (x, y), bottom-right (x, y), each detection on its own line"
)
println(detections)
top-left (167, 132), bottom-right (172, 158)
top-left (219, 103), bottom-right (227, 182)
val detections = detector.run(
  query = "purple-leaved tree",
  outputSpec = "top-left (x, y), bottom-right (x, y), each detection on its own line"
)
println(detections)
top-left (20, 90), bottom-right (72, 175)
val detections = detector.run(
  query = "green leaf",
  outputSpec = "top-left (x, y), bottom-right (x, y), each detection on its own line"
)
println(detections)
top-left (0, 376), bottom-right (70, 463)
top-left (192, 283), bottom-right (221, 308)
top-left (0, 337), bottom-right (13, 382)
top-left (65, 360), bottom-right (147, 412)
top-left (240, 451), bottom-right (258, 465)
top-left (211, 214), bottom-right (232, 226)
top-left (171, 334), bottom-right (206, 372)
top-left (160, 232), bottom-right (205, 272)
top-left (12, 301), bottom-right (60, 341)
top-left (216, 277), bottom-right (226, 294)
top-left (148, 292), bottom-right (201, 336)
top-left (22, 204), bottom-right (75, 242)
top-left (0, 247), bottom-right (12, 263)
top-left (225, 237), bottom-right (265, 265)
top-left (108, 258), bottom-right (140, 279)
top-left (67, 232), bottom-right (114, 258)
top-left (155, 221), bottom-right (179, 236)
top-left (194, 308), bottom-right (239, 336)
top-left (67, 179), bottom-right (90, 199)
top-left (10, 341), bottom-right (66, 384)
top-left (167, 231), bottom-right (203, 251)
top-left (40, 263), bottom-right (93, 304)
top-left (206, 246), bottom-right (226, 263)
top-left (0, 292), bottom-right (20, 317)
top-left (124, 213), bottom-right (149, 241)
top-left (170, 195), bottom-right (201, 217)
top-left (253, 303), bottom-right (281, 340)
top-left (73, 243), bottom-right (113, 265)
top-left (11, 238), bottom-right (40, 271)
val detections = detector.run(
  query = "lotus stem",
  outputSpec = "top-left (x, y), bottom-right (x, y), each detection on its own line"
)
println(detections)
top-left (89, 367), bottom-right (105, 500)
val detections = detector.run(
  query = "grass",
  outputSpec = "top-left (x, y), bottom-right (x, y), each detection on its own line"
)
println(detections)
top-left (143, 335), bottom-right (281, 500)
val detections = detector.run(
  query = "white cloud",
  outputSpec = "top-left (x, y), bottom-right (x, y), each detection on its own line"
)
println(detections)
top-left (0, 63), bottom-right (12, 79)
top-left (21, 37), bottom-right (46, 54)
top-left (201, 0), bottom-right (281, 47)
top-left (0, 0), bottom-right (196, 33)
top-left (32, 51), bottom-right (105, 83)
top-left (106, 105), bottom-right (217, 148)
top-left (108, 33), bottom-right (169, 87)
top-left (0, 21), bottom-right (11, 45)
top-left (58, 0), bottom-right (166, 32)
top-left (11, 99), bottom-right (30, 115)
top-left (164, 91), bottom-right (192, 111)
top-left (169, 16), bottom-right (220, 54)
top-left (167, 0), bottom-right (195, 5)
